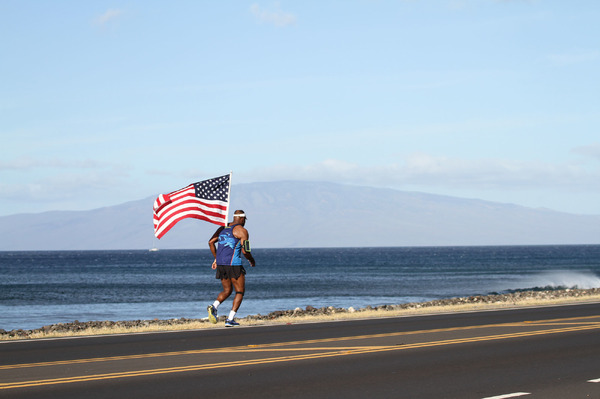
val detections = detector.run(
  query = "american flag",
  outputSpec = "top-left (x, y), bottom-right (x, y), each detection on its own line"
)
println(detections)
top-left (153, 174), bottom-right (231, 239)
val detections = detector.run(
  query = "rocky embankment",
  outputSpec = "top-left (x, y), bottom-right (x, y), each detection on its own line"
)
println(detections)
top-left (2, 288), bottom-right (599, 339)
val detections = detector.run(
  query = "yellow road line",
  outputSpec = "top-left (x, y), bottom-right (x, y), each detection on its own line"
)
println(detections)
top-left (1, 315), bottom-right (599, 371)
top-left (519, 322), bottom-right (600, 326)
top-left (1, 321), bottom-right (599, 390)
top-left (522, 314), bottom-right (600, 324)
top-left (0, 350), bottom-right (361, 390)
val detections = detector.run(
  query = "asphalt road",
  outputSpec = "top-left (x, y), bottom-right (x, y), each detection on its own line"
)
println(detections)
top-left (1, 303), bottom-right (600, 399)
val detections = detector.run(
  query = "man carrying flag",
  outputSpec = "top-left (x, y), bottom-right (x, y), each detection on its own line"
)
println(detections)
top-left (153, 173), bottom-right (256, 327)
top-left (207, 210), bottom-right (255, 327)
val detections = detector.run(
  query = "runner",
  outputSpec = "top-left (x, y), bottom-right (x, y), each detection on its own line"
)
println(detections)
top-left (207, 210), bottom-right (255, 326)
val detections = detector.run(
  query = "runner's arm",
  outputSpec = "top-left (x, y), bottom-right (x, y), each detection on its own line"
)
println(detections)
top-left (208, 227), bottom-right (224, 268)
top-left (234, 225), bottom-right (255, 267)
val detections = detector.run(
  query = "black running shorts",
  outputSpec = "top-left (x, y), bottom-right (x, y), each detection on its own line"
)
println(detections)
top-left (215, 265), bottom-right (246, 280)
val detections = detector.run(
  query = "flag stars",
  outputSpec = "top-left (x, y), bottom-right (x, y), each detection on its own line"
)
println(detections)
top-left (194, 175), bottom-right (230, 201)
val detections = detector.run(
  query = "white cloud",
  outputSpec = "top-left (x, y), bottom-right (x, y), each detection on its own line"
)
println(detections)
top-left (448, 0), bottom-right (537, 10)
top-left (396, 153), bottom-right (589, 188)
top-left (250, 3), bottom-right (296, 27)
top-left (0, 157), bottom-right (112, 171)
top-left (0, 161), bottom-right (135, 214)
top-left (572, 143), bottom-right (600, 161)
top-left (547, 50), bottom-right (600, 66)
top-left (94, 8), bottom-right (124, 26)
top-left (247, 154), bottom-right (600, 192)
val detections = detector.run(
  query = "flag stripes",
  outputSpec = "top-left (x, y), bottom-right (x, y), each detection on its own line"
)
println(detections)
top-left (153, 174), bottom-right (230, 239)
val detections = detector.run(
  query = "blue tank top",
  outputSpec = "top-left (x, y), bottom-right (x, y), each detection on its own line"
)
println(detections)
top-left (216, 224), bottom-right (242, 266)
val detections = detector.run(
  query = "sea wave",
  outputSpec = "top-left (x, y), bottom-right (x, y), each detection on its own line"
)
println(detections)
top-left (503, 270), bottom-right (600, 293)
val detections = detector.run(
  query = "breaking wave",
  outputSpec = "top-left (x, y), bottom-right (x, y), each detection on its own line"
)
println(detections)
top-left (503, 270), bottom-right (600, 293)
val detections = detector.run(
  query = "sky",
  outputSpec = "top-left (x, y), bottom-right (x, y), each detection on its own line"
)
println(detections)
top-left (1, 0), bottom-right (600, 217)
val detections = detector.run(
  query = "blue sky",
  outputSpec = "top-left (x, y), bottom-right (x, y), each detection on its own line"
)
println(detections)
top-left (1, 0), bottom-right (599, 216)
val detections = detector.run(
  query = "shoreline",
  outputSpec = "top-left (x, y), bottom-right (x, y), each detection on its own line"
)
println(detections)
top-left (2, 288), bottom-right (600, 341)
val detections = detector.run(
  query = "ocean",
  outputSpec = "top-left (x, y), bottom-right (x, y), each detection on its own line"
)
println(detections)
top-left (1, 245), bottom-right (600, 331)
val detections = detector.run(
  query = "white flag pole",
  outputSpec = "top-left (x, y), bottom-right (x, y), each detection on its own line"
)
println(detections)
top-left (224, 171), bottom-right (233, 225)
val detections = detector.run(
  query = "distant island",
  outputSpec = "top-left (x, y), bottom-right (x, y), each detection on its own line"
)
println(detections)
top-left (1, 181), bottom-right (599, 250)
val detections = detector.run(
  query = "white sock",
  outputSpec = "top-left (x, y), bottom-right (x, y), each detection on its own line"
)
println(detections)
top-left (228, 310), bottom-right (236, 320)
top-left (212, 300), bottom-right (220, 309)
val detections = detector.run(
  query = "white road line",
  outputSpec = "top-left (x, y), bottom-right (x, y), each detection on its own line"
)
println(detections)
top-left (482, 393), bottom-right (531, 399)
top-left (588, 378), bottom-right (600, 383)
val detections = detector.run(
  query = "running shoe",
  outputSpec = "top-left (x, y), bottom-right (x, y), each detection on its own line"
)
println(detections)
top-left (225, 319), bottom-right (239, 327)
top-left (207, 305), bottom-right (218, 324)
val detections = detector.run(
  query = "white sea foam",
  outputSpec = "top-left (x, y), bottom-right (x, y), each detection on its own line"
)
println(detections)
top-left (509, 270), bottom-right (600, 291)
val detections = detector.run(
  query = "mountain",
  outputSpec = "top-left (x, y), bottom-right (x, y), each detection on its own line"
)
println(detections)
top-left (1, 181), bottom-right (599, 250)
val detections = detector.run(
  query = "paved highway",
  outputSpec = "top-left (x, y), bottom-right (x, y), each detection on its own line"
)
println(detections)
top-left (1, 303), bottom-right (599, 398)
